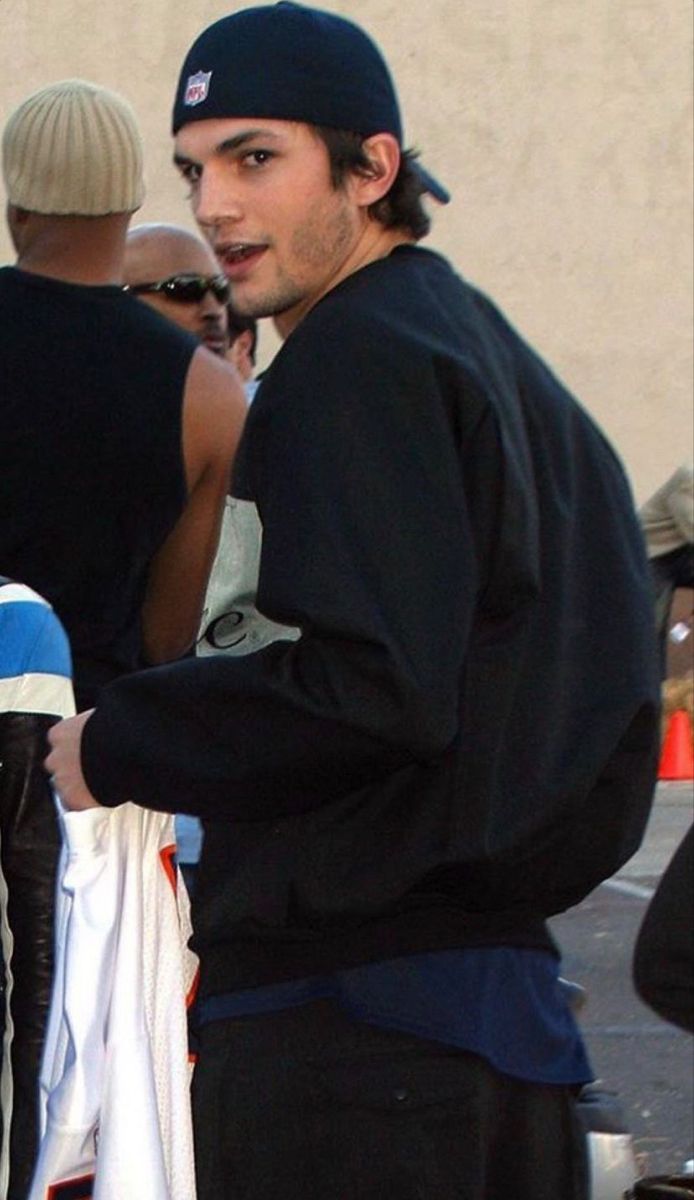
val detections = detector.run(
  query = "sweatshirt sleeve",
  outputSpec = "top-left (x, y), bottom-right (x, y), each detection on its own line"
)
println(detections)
top-left (81, 311), bottom-right (476, 820)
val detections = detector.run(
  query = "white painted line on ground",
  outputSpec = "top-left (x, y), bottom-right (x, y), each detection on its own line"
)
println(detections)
top-left (601, 878), bottom-right (655, 901)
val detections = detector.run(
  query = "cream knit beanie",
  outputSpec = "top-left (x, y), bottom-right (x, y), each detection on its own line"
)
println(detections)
top-left (2, 78), bottom-right (145, 216)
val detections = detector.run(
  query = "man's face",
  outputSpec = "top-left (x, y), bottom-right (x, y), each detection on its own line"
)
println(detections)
top-left (174, 118), bottom-right (365, 334)
top-left (123, 228), bottom-right (229, 355)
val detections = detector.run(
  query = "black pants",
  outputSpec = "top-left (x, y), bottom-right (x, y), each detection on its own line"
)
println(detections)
top-left (192, 998), bottom-right (588, 1200)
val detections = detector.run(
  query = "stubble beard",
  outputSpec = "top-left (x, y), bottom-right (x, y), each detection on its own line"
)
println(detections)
top-left (229, 192), bottom-right (357, 323)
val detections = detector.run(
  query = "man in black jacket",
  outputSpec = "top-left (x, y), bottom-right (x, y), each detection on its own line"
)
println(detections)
top-left (47, 6), bottom-right (660, 1198)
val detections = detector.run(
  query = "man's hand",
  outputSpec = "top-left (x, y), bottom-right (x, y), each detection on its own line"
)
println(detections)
top-left (45, 710), bottom-right (101, 810)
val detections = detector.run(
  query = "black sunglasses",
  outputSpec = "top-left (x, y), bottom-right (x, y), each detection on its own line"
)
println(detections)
top-left (123, 272), bottom-right (230, 305)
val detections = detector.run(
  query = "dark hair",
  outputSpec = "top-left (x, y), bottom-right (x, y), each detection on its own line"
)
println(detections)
top-left (313, 127), bottom-right (431, 241)
top-left (226, 307), bottom-right (258, 364)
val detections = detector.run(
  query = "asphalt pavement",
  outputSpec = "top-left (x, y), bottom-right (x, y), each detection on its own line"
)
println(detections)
top-left (551, 780), bottom-right (694, 1178)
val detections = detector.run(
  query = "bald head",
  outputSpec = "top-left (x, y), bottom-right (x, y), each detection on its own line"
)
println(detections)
top-left (124, 223), bottom-right (229, 355)
top-left (125, 223), bottom-right (221, 283)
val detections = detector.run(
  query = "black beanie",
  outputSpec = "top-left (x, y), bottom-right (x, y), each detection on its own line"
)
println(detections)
top-left (172, 2), bottom-right (449, 203)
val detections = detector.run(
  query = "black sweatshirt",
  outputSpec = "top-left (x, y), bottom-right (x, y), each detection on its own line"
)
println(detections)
top-left (82, 246), bottom-right (660, 995)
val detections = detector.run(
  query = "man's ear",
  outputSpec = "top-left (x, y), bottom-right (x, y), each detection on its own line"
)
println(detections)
top-left (227, 329), bottom-right (254, 383)
top-left (351, 133), bottom-right (401, 209)
top-left (6, 203), bottom-right (30, 227)
top-left (6, 203), bottom-right (31, 253)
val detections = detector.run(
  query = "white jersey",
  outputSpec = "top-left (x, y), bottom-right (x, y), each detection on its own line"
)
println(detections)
top-left (197, 495), bottom-right (300, 658)
top-left (29, 803), bottom-right (198, 1200)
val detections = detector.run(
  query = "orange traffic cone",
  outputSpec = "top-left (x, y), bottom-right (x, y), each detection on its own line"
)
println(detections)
top-left (658, 709), bottom-right (694, 780)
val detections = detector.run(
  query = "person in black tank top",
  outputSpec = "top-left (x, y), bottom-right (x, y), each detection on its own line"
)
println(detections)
top-left (0, 79), bottom-right (246, 1197)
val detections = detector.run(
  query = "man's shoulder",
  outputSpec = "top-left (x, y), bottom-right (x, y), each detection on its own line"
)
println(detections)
top-left (640, 461), bottom-right (694, 516)
top-left (116, 292), bottom-right (199, 354)
top-left (273, 246), bottom-right (470, 374)
top-left (0, 265), bottom-right (197, 358)
top-left (318, 244), bottom-right (466, 326)
top-left (0, 580), bottom-right (72, 700)
top-left (245, 249), bottom-right (474, 454)
top-left (0, 264), bottom-right (24, 305)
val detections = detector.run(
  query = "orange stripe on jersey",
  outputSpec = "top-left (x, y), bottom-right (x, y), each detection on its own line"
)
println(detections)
top-left (186, 965), bottom-right (200, 1011)
top-left (159, 844), bottom-right (177, 895)
top-left (46, 1172), bottom-right (95, 1199)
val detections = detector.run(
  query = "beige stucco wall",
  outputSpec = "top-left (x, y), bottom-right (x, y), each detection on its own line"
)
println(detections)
top-left (2, 0), bottom-right (692, 502)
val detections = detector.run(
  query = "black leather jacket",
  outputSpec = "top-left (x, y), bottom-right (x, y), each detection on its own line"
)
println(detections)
top-left (0, 578), bottom-right (73, 1199)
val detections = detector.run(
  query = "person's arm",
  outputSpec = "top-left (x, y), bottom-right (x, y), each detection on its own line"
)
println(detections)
top-left (633, 824), bottom-right (694, 1032)
top-left (140, 348), bottom-right (247, 664)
